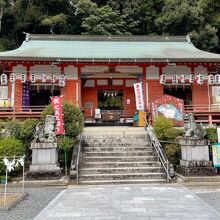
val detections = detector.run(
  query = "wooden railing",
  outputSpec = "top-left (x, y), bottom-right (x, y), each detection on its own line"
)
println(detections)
top-left (0, 104), bottom-right (220, 124)
top-left (0, 105), bottom-right (46, 119)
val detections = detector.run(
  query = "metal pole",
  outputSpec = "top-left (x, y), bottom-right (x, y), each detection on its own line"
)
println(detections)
top-left (22, 159), bottom-right (25, 193)
top-left (4, 168), bottom-right (8, 206)
top-left (64, 147), bottom-right (67, 176)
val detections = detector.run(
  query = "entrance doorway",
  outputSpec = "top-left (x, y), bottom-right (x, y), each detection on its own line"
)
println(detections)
top-left (163, 85), bottom-right (192, 106)
top-left (30, 85), bottom-right (60, 107)
top-left (97, 90), bottom-right (123, 111)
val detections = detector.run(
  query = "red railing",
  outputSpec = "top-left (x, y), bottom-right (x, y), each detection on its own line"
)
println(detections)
top-left (0, 106), bottom-right (46, 119)
top-left (0, 104), bottom-right (220, 125)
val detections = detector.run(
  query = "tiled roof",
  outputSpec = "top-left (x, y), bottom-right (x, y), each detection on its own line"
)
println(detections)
top-left (0, 34), bottom-right (220, 62)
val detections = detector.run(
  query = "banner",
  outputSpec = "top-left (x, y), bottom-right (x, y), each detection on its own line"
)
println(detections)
top-left (134, 82), bottom-right (144, 110)
top-left (212, 144), bottom-right (220, 167)
top-left (51, 96), bottom-right (64, 135)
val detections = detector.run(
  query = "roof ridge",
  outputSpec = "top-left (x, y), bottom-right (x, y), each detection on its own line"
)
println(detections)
top-left (27, 34), bottom-right (188, 42)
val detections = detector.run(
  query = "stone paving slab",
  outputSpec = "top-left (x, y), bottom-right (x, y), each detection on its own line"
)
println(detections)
top-left (34, 185), bottom-right (220, 220)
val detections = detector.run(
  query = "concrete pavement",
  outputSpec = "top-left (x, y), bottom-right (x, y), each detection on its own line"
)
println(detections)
top-left (34, 185), bottom-right (220, 220)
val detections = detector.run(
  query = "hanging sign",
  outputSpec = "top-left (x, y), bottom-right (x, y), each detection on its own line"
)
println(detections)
top-left (51, 96), bottom-right (64, 135)
top-left (134, 82), bottom-right (144, 110)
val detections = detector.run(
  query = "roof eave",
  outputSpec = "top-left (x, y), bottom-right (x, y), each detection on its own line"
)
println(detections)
top-left (0, 57), bottom-right (220, 63)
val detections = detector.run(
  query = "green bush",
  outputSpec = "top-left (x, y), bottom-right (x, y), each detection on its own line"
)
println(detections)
top-left (0, 138), bottom-right (25, 174)
top-left (41, 101), bottom-right (84, 140)
top-left (19, 119), bottom-right (39, 144)
top-left (205, 127), bottom-right (217, 144)
top-left (153, 116), bottom-right (172, 140)
top-left (57, 136), bottom-right (75, 150)
top-left (153, 116), bottom-right (183, 167)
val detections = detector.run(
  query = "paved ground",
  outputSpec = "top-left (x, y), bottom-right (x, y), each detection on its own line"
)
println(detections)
top-left (0, 187), bottom-right (63, 220)
top-left (34, 185), bottom-right (220, 220)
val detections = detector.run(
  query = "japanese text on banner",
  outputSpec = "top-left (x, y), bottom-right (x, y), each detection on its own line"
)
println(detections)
top-left (134, 82), bottom-right (144, 110)
top-left (51, 96), bottom-right (64, 135)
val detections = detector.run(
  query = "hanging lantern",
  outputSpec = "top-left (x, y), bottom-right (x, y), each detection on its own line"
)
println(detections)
top-left (104, 91), bottom-right (107, 96)
top-left (208, 74), bottom-right (215, 85)
top-left (196, 74), bottom-right (204, 85)
top-left (31, 73), bottom-right (36, 83)
top-left (59, 74), bottom-right (65, 87)
top-left (0, 73), bottom-right (8, 85)
top-left (172, 74), bottom-right (178, 85)
top-left (10, 73), bottom-right (16, 83)
top-left (215, 74), bottom-right (220, 84)
top-left (189, 74), bottom-right (194, 83)
top-left (159, 74), bottom-right (166, 84)
top-left (180, 74), bottom-right (186, 84)
top-left (41, 74), bottom-right (47, 83)
top-left (51, 75), bottom-right (56, 83)
top-left (21, 73), bottom-right (26, 83)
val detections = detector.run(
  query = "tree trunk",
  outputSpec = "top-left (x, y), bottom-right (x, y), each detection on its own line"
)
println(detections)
top-left (0, 8), bottom-right (3, 33)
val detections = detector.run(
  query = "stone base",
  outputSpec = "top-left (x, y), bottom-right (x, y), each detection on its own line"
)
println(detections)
top-left (26, 169), bottom-right (62, 180)
top-left (176, 165), bottom-right (217, 176)
top-left (180, 160), bottom-right (212, 167)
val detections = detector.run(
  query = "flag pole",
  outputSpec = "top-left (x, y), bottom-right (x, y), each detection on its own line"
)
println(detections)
top-left (3, 167), bottom-right (8, 206)
top-left (22, 155), bottom-right (25, 193)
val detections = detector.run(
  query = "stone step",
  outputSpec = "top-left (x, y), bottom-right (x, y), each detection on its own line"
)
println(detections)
top-left (78, 179), bottom-right (167, 185)
top-left (79, 172), bottom-right (166, 181)
top-left (83, 146), bottom-right (152, 152)
top-left (81, 161), bottom-right (162, 168)
top-left (80, 167), bottom-right (164, 175)
top-left (83, 151), bottom-right (155, 157)
top-left (83, 126), bottom-right (145, 132)
top-left (83, 134), bottom-right (149, 139)
top-left (82, 156), bottom-right (159, 162)
top-left (83, 140), bottom-right (150, 146)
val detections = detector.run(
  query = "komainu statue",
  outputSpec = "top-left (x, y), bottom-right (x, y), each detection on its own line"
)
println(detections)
top-left (183, 113), bottom-right (206, 139)
top-left (34, 115), bottom-right (57, 143)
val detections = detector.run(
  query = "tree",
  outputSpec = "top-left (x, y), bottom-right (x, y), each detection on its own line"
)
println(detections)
top-left (82, 5), bottom-right (128, 35)
top-left (156, 0), bottom-right (203, 35)
top-left (190, 24), bottom-right (219, 52)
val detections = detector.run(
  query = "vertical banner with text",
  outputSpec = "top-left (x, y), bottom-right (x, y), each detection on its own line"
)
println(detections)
top-left (134, 82), bottom-right (144, 110)
top-left (51, 96), bottom-right (64, 135)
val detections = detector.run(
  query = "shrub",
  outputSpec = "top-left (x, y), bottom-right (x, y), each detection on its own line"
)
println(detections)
top-left (0, 138), bottom-right (25, 174)
top-left (205, 127), bottom-right (217, 144)
top-left (41, 101), bottom-right (84, 140)
top-left (19, 119), bottom-right (39, 144)
top-left (153, 116), bottom-right (172, 140)
top-left (57, 136), bottom-right (75, 150)
top-left (153, 116), bottom-right (183, 167)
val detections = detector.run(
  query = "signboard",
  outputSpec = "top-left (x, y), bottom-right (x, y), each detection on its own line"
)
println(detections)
top-left (22, 81), bottom-right (30, 111)
top-left (134, 82), bottom-right (144, 110)
top-left (212, 144), bottom-right (220, 167)
top-left (51, 96), bottom-right (64, 135)
top-left (0, 99), bottom-right (9, 107)
top-left (217, 127), bottom-right (220, 143)
top-left (151, 94), bottom-right (184, 126)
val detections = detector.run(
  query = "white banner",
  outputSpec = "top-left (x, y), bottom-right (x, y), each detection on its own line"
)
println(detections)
top-left (134, 82), bottom-right (144, 110)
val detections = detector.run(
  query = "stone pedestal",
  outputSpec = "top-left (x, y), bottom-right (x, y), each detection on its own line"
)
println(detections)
top-left (177, 138), bottom-right (216, 176)
top-left (28, 143), bottom-right (61, 179)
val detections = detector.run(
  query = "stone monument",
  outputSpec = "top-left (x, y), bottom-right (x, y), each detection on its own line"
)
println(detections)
top-left (177, 113), bottom-right (216, 176)
top-left (28, 115), bottom-right (61, 178)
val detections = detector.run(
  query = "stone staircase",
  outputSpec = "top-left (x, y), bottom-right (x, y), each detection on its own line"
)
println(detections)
top-left (78, 126), bottom-right (167, 184)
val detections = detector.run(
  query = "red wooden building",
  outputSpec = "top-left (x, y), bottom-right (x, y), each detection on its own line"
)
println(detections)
top-left (0, 34), bottom-right (220, 124)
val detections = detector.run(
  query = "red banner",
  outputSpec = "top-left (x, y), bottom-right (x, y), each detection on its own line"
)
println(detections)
top-left (51, 96), bottom-right (64, 135)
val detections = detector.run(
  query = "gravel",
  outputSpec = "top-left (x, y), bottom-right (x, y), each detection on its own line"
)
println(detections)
top-left (0, 187), bottom-right (63, 220)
